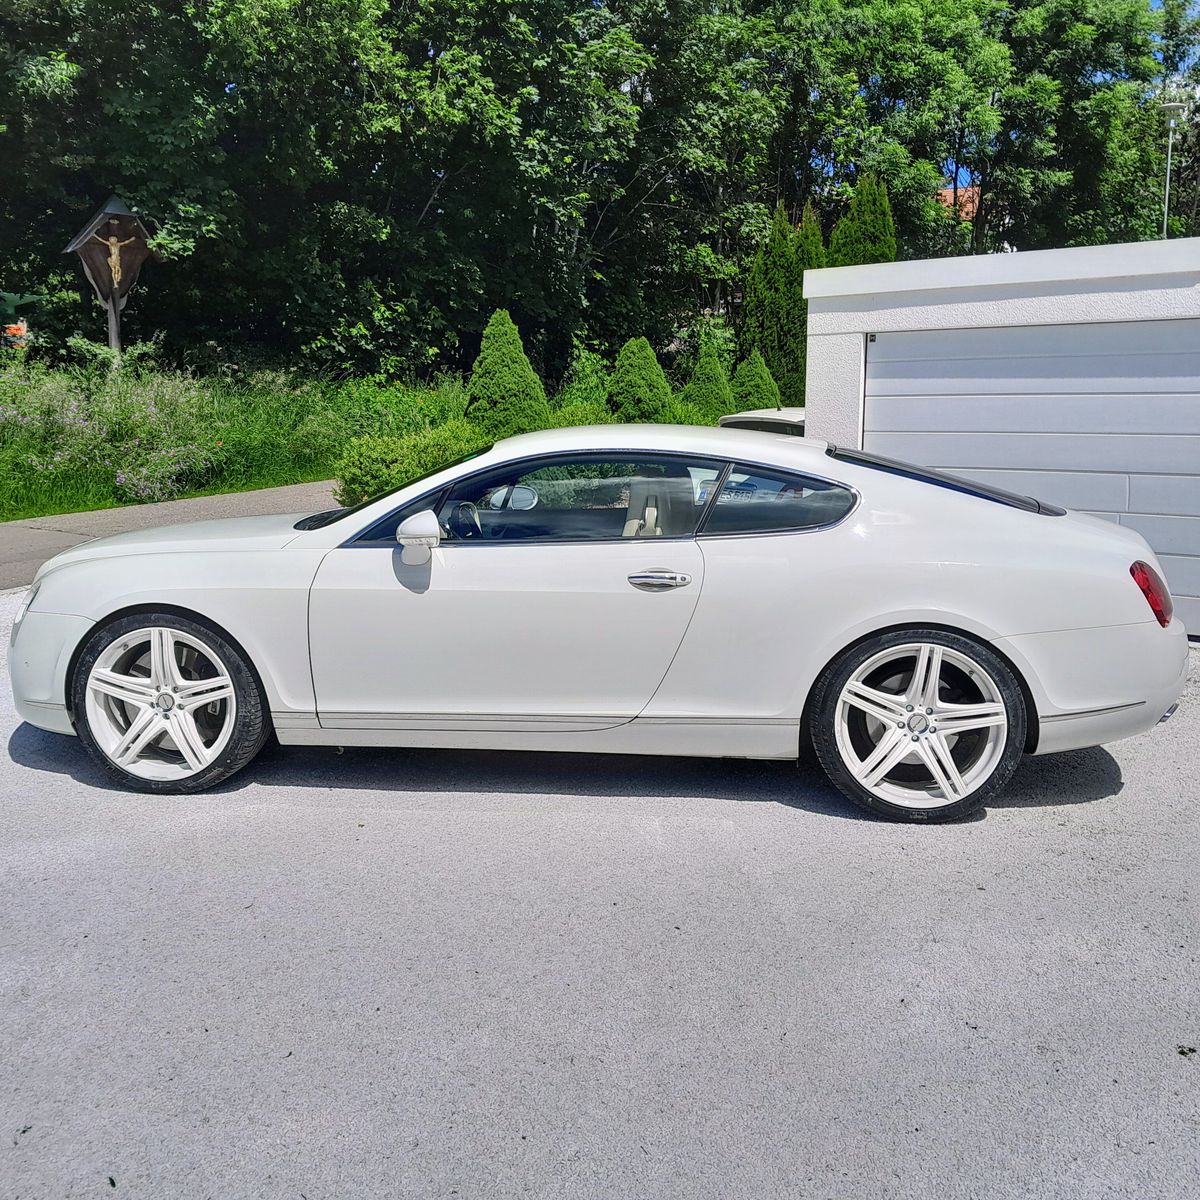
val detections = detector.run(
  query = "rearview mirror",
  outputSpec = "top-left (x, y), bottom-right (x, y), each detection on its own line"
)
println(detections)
top-left (396, 509), bottom-right (441, 565)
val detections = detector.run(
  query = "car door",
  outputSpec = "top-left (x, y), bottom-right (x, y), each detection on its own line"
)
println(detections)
top-left (643, 461), bottom-right (860, 723)
top-left (308, 452), bottom-right (726, 732)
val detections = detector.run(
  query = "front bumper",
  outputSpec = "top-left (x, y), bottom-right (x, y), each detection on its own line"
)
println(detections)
top-left (10, 609), bottom-right (94, 736)
top-left (998, 618), bottom-right (1189, 756)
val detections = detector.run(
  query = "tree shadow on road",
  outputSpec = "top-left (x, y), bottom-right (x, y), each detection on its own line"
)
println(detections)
top-left (7, 721), bottom-right (1124, 822)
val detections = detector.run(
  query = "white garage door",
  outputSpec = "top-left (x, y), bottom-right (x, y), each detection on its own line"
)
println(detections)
top-left (863, 319), bottom-right (1200, 634)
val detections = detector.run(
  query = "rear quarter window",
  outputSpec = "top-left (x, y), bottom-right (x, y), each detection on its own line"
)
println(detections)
top-left (700, 465), bottom-right (856, 536)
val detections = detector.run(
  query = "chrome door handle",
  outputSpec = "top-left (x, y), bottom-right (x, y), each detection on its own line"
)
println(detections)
top-left (628, 569), bottom-right (692, 591)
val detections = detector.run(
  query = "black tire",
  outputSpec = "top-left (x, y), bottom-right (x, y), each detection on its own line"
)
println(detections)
top-left (71, 611), bottom-right (270, 794)
top-left (808, 627), bottom-right (1027, 823)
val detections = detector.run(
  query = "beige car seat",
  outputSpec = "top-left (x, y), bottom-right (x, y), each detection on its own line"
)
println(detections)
top-left (622, 476), bottom-right (695, 537)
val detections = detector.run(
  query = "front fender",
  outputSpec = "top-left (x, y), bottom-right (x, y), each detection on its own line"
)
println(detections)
top-left (31, 549), bottom-right (327, 718)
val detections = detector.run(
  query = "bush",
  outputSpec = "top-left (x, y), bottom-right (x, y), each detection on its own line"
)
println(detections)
top-left (333, 418), bottom-right (489, 506)
top-left (662, 400), bottom-right (710, 426)
top-left (731, 350), bottom-right (782, 411)
top-left (463, 309), bottom-right (550, 438)
top-left (607, 337), bottom-right (672, 421)
top-left (554, 340), bottom-right (610, 410)
top-left (0, 360), bottom-right (439, 520)
top-left (679, 338), bottom-right (734, 422)
top-left (546, 400), bottom-right (615, 428)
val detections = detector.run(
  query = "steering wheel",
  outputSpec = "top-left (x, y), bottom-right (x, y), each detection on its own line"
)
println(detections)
top-left (448, 500), bottom-right (483, 540)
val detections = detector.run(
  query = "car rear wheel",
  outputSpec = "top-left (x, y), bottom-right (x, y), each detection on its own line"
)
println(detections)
top-left (72, 612), bottom-right (269, 794)
top-left (809, 629), bottom-right (1026, 822)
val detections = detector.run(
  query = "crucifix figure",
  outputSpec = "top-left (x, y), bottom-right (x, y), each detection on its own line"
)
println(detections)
top-left (93, 230), bottom-right (137, 288)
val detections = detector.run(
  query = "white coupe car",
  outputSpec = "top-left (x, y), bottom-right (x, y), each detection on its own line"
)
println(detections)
top-left (10, 425), bottom-right (1187, 822)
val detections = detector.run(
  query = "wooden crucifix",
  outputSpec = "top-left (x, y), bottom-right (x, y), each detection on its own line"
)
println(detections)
top-left (65, 196), bottom-right (157, 353)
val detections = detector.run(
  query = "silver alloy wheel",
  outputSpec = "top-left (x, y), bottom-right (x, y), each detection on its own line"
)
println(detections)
top-left (833, 641), bottom-right (1008, 809)
top-left (83, 626), bottom-right (237, 782)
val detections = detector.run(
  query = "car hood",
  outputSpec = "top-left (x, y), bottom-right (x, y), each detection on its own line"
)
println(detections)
top-left (34, 512), bottom-right (311, 580)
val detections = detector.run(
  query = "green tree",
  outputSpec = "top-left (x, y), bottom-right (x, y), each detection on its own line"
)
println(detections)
top-left (463, 310), bottom-right (549, 439)
top-left (731, 350), bottom-right (782, 410)
top-left (828, 177), bottom-right (898, 267)
top-left (738, 204), bottom-right (805, 405)
top-left (607, 337), bottom-right (672, 421)
top-left (681, 337), bottom-right (734, 421)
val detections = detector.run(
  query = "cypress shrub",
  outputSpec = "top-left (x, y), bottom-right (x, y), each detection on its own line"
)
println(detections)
top-left (607, 336), bottom-right (672, 421)
top-left (463, 309), bottom-right (550, 439)
top-left (680, 338), bottom-right (734, 422)
top-left (732, 350), bottom-right (782, 411)
top-left (828, 176), bottom-right (897, 268)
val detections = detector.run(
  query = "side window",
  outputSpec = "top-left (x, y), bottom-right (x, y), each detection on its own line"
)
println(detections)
top-left (436, 455), bottom-right (725, 543)
top-left (700, 465), bottom-right (855, 536)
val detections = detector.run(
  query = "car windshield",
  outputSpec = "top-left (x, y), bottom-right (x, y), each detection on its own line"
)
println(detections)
top-left (292, 444), bottom-right (494, 530)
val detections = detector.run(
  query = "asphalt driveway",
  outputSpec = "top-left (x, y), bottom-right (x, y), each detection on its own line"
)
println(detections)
top-left (1, 586), bottom-right (1197, 1198)
top-left (0, 480), bottom-right (337, 589)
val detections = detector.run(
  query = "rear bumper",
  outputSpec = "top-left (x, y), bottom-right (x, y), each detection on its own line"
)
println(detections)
top-left (9, 610), bottom-right (92, 737)
top-left (998, 618), bottom-right (1189, 756)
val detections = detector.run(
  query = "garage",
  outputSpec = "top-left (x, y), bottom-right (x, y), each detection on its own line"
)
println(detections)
top-left (803, 239), bottom-right (1200, 633)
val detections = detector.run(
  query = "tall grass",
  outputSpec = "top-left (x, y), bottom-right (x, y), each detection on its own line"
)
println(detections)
top-left (0, 358), bottom-right (467, 521)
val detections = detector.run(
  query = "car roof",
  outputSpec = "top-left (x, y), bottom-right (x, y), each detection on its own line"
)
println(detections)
top-left (491, 423), bottom-right (829, 464)
top-left (718, 407), bottom-right (806, 426)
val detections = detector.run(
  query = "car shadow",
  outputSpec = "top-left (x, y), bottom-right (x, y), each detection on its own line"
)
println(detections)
top-left (8, 722), bottom-right (1124, 822)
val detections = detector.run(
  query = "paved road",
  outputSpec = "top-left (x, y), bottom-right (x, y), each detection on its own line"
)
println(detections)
top-left (1, 587), bottom-right (1197, 1199)
top-left (0, 480), bottom-right (337, 589)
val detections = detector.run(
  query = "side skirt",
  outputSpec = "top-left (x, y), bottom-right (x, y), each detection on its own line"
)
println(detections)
top-left (274, 716), bottom-right (800, 760)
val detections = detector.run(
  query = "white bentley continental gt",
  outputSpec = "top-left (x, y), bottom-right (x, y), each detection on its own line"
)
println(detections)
top-left (9, 425), bottom-right (1188, 821)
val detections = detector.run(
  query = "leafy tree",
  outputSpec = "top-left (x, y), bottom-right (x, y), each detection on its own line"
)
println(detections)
top-left (829, 177), bottom-right (898, 267)
top-left (463, 310), bottom-right (549, 439)
top-left (732, 350), bottom-right (782, 411)
top-left (607, 337), bottom-right (672, 421)
top-left (680, 337), bottom-right (734, 421)
top-left (0, 0), bottom-right (1182, 371)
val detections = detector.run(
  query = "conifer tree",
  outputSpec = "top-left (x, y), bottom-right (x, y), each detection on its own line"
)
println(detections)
top-left (732, 349), bottom-right (782, 411)
top-left (606, 336), bottom-right (673, 421)
top-left (828, 176), bottom-right (898, 268)
top-left (464, 309), bottom-right (550, 438)
top-left (681, 337), bottom-right (735, 422)
top-left (738, 204), bottom-right (807, 407)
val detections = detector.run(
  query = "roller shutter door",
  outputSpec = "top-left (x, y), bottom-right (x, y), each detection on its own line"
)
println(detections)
top-left (863, 319), bottom-right (1200, 634)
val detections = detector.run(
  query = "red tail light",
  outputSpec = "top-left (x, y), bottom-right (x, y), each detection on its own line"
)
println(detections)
top-left (1130, 561), bottom-right (1173, 628)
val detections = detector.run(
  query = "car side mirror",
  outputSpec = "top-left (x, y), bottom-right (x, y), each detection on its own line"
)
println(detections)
top-left (396, 509), bottom-right (441, 565)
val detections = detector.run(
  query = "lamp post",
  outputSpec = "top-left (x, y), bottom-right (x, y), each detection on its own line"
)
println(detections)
top-left (1161, 100), bottom-right (1189, 240)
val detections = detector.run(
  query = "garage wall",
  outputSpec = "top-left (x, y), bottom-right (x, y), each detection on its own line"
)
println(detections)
top-left (862, 320), bottom-right (1200, 632)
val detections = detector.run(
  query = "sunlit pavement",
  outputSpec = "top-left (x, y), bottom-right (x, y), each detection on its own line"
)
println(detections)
top-left (2, 587), bottom-right (1197, 1198)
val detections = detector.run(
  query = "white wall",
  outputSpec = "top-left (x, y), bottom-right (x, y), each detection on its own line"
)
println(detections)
top-left (803, 238), bottom-right (1200, 448)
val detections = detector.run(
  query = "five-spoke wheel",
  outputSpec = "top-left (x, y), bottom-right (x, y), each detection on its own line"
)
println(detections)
top-left (811, 629), bottom-right (1025, 821)
top-left (72, 613), bottom-right (268, 793)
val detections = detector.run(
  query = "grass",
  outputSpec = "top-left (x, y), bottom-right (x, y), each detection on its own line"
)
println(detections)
top-left (0, 359), bottom-right (469, 521)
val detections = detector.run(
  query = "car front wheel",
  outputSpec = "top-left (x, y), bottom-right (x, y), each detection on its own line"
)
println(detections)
top-left (809, 629), bottom-right (1026, 822)
top-left (72, 612), bottom-right (269, 794)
